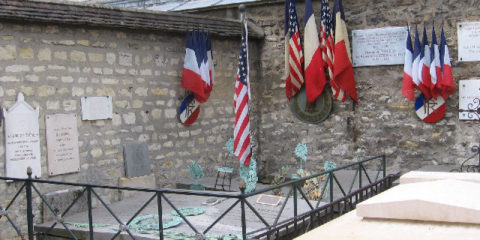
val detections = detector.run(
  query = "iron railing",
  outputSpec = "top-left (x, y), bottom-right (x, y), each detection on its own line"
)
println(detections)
top-left (0, 154), bottom-right (395, 240)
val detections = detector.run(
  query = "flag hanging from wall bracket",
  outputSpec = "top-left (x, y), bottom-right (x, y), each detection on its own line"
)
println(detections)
top-left (179, 29), bottom-right (214, 126)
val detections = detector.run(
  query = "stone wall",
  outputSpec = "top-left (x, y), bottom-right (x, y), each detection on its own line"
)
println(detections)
top-left (189, 0), bottom-right (480, 177)
top-left (0, 18), bottom-right (262, 238)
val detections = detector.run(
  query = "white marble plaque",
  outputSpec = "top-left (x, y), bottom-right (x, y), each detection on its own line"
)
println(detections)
top-left (352, 26), bottom-right (408, 67)
top-left (458, 22), bottom-right (480, 62)
top-left (46, 114), bottom-right (80, 176)
top-left (459, 79), bottom-right (480, 120)
top-left (81, 96), bottom-right (113, 120)
top-left (3, 93), bottom-right (41, 178)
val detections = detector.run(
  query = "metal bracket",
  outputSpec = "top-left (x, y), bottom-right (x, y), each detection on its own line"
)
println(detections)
top-left (119, 224), bottom-right (129, 232)
top-left (0, 207), bottom-right (7, 217)
top-left (56, 215), bottom-right (64, 224)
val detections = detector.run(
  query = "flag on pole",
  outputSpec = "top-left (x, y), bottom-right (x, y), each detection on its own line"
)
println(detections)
top-left (412, 27), bottom-right (422, 96)
top-left (439, 27), bottom-right (455, 99)
top-left (402, 27), bottom-right (415, 101)
top-left (199, 31), bottom-right (211, 102)
top-left (333, 0), bottom-right (357, 103)
top-left (304, 0), bottom-right (327, 103)
top-left (418, 26), bottom-right (432, 99)
top-left (429, 26), bottom-right (442, 98)
top-left (321, 0), bottom-right (345, 102)
top-left (181, 31), bottom-right (205, 102)
top-left (284, 0), bottom-right (304, 100)
top-left (234, 16), bottom-right (252, 166)
top-left (206, 33), bottom-right (214, 97)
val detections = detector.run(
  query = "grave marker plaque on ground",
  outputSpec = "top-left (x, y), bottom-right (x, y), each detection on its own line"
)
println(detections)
top-left (123, 143), bottom-right (151, 178)
top-left (46, 113), bottom-right (80, 176)
top-left (3, 93), bottom-right (41, 178)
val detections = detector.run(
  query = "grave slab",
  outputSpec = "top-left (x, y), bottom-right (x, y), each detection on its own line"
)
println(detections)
top-left (357, 179), bottom-right (480, 224)
top-left (400, 171), bottom-right (480, 184)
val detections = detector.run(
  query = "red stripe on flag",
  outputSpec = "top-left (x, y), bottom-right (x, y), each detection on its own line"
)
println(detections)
top-left (333, 40), bottom-right (357, 103)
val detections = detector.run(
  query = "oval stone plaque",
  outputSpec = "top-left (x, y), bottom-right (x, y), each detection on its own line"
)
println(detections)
top-left (289, 87), bottom-right (333, 124)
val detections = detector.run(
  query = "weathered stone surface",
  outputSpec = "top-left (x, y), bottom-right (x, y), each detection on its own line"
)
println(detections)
top-left (123, 143), bottom-right (151, 178)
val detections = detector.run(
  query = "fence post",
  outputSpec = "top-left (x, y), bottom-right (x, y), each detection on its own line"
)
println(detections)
top-left (329, 172), bottom-right (334, 203)
top-left (293, 184), bottom-right (298, 217)
top-left (239, 181), bottom-right (247, 240)
top-left (382, 154), bottom-right (386, 178)
top-left (87, 186), bottom-right (94, 240)
top-left (157, 192), bottom-right (163, 240)
top-left (25, 168), bottom-right (34, 240)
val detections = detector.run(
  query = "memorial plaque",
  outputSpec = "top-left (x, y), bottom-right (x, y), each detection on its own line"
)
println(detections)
top-left (459, 79), bottom-right (480, 120)
top-left (3, 93), bottom-right (41, 178)
top-left (256, 194), bottom-right (282, 206)
top-left (123, 143), bottom-right (151, 178)
top-left (46, 114), bottom-right (80, 176)
top-left (352, 26), bottom-right (408, 67)
top-left (458, 22), bottom-right (480, 62)
top-left (81, 96), bottom-right (113, 120)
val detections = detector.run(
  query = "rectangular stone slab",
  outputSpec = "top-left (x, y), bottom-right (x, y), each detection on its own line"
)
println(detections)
top-left (123, 143), bottom-right (151, 178)
top-left (400, 171), bottom-right (480, 184)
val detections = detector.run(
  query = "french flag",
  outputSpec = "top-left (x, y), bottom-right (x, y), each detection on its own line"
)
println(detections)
top-left (206, 33), bottom-right (214, 97)
top-left (402, 27), bottom-right (415, 101)
top-left (181, 31), bottom-right (206, 102)
top-left (429, 26), bottom-right (442, 99)
top-left (418, 26), bottom-right (432, 99)
top-left (333, 0), bottom-right (357, 103)
top-left (304, 0), bottom-right (326, 103)
top-left (198, 31), bottom-right (211, 102)
top-left (439, 27), bottom-right (455, 99)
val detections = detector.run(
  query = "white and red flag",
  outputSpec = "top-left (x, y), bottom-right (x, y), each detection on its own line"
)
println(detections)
top-left (321, 0), bottom-right (345, 102)
top-left (284, 0), bottom-right (304, 100)
top-left (234, 17), bottom-right (252, 166)
top-left (181, 31), bottom-right (205, 102)
top-left (304, 0), bottom-right (327, 103)
top-left (429, 26), bottom-right (442, 99)
top-left (333, 0), bottom-right (357, 103)
top-left (402, 27), bottom-right (415, 101)
top-left (418, 26), bottom-right (432, 99)
top-left (439, 27), bottom-right (455, 99)
top-left (412, 27), bottom-right (423, 96)
top-left (206, 33), bottom-right (214, 98)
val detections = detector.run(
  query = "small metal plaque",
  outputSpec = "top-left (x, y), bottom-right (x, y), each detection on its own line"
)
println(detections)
top-left (352, 26), bottom-right (408, 67)
top-left (289, 87), bottom-right (332, 124)
top-left (457, 22), bottom-right (480, 62)
top-left (81, 96), bottom-right (113, 120)
top-left (256, 194), bottom-right (282, 206)
top-left (46, 114), bottom-right (80, 176)
top-left (459, 79), bottom-right (480, 120)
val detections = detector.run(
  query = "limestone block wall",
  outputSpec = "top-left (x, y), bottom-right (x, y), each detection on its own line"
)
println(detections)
top-left (190, 0), bottom-right (480, 177)
top-left (0, 19), bottom-right (261, 238)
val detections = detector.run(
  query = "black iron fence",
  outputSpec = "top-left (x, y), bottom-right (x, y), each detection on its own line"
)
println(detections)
top-left (0, 154), bottom-right (397, 240)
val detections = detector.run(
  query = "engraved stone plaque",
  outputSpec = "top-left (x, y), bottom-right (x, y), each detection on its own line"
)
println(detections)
top-left (81, 96), bottom-right (113, 120)
top-left (3, 93), bottom-right (41, 178)
top-left (46, 114), bottom-right (80, 176)
top-left (123, 143), bottom-right (151, 178)
top-left (352, 26), bottom-right (408, 67)
top-left (459, 79), bottom-right (480, 120)
top-left (457, 22), bottom-right (480, 62)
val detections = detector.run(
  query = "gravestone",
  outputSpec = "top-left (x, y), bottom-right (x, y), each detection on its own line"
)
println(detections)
top-left (3, 93), bottom-right (41, 178)
top-left (46, 114), bottom-right (80, 176)
top-left (123, 143), bottom-right (151, 178)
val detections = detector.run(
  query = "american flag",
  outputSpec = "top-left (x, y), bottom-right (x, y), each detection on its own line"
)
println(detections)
top-left (320, 0), bottom-right (345, 102)
top-left (234, 17), bottom-right (252, 166)
top-left (284, 0), bottom-right (304, 100)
